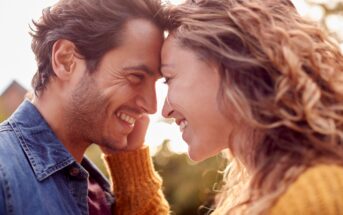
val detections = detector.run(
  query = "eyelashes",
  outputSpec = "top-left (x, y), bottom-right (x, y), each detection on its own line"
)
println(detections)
top-left (127, 74), bottom-right (145, 84)
top-left (163, 77), bottom-right (170, 84)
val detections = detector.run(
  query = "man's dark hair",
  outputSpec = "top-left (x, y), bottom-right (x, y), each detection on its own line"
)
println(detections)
top-left (30, 0), bottom-right (165, 96)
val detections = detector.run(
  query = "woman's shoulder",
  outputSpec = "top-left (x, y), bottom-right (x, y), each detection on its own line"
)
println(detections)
top-left (269, 164), bottom-right (343, 215)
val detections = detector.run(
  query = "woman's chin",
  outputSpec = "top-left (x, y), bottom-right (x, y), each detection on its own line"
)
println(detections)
top-left (187, 147), bottom-right (215, 162)
top-left (187, 141), bottom-right (226, 162)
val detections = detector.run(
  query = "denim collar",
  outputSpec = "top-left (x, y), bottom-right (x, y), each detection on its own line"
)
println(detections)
top-left (8, 99), bottom-right (75, 181)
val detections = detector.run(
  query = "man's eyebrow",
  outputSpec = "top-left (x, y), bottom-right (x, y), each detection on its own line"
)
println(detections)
top-left (123, 65), bottom-right (155, 76)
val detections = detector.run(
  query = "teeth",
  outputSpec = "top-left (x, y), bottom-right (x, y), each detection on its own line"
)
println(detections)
top-left (179, 120), bottom-right (188, 132)
top-left (116, 112), bottom-right (136, 125)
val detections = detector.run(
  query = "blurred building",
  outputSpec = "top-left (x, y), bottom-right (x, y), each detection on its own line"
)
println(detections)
top-left (0, 80), bottom-right (27, 121)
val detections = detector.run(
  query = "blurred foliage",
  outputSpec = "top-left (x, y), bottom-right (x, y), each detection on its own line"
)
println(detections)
top-left (305, 0), bottom-right (343, 42)
top-left (0, 113), bottom-right (6, 123)
top-left (153, 141), bottom-right (226, 215)
top-left (0, 100), bottom-right (8, 123)
top-left (85, 144), bottom-right (109, 178)
top-left (85, 141), bottom-right (226, 215)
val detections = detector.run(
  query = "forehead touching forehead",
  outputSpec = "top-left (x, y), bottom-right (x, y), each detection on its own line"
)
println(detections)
top-left (110, 18), bottom-right (164, 77)
top-left (162, 33), bottom-right (217, 71)
top-left (161, 35), bottom-right (181, 71)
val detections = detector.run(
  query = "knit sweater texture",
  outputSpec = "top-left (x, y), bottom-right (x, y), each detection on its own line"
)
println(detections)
top-left (104, 148), bottom-right (343, 215)
top-left (270, 164), bottom-right (343, 215)
top-left (103, 147), bottom-right (170, 215)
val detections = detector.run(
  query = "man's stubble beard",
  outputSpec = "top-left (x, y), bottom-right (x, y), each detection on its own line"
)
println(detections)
top-left (65, 74), bottom-right (107, 148)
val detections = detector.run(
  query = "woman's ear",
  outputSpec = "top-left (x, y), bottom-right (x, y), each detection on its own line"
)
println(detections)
top-left (51, 39), bottom-right (77, 81)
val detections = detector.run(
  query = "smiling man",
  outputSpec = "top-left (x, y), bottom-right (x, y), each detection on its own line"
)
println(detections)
top-left (0, 0), bottom-right (169, 214)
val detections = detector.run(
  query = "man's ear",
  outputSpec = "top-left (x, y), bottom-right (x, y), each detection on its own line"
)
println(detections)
top-left (51, 39), bottom-right (77, 81)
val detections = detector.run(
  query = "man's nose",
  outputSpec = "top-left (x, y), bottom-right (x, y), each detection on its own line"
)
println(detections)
top-left (136, 85), bottom-right (157, 114)
top-left (162, 97), bottom-right (173, 118)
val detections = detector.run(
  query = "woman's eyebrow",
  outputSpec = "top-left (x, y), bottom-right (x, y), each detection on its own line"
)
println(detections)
top-left (161, 63), bottom-right (174, 69)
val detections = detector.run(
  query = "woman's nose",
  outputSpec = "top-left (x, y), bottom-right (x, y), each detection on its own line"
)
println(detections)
top-left (162, 97), bottom-right (173, 118)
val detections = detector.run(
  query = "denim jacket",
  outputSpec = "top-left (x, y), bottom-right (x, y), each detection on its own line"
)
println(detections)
top-left (0, 100), bottom-right (114, 215)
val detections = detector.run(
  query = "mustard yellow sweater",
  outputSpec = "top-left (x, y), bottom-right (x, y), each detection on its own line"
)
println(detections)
top-left (270, 164), bottom-right (343, 215)
top-left (103, 148), bottom-right (343, 215)
top-left (103, 147), bottom-right (170, 215)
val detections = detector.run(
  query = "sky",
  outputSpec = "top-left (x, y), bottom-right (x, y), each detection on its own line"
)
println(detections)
top-left (0, 0), bottom-right (342, 154)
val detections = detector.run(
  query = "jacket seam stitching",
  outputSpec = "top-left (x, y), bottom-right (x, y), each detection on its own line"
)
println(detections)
top-left (0, 163), bottom-right (14, 215)
top-left (8, 119), bottom-right (39, 172)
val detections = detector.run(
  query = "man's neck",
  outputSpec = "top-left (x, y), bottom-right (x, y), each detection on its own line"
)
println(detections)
top-left (31, 93), bottom-right (88, 163)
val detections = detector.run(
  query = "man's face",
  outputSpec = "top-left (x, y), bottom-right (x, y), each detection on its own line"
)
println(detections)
top-left (66, 19), bottom-right (163, 150)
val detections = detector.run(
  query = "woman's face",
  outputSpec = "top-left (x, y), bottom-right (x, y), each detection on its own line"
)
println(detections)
top-left (161, 36), bottom-right (232, 161)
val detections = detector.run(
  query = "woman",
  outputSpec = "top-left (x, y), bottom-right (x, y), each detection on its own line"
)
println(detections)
top-left (161, 0), bottom-right (343, 214)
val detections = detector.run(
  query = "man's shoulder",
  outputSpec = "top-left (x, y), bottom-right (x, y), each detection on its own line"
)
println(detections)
top-left (0, 122), bottom-right (37, 206)
top-left (0, 120), bottom-right (20, 154)
top-left (0, 120), bottom-right (27, 178)
top-left (0, 126), bottom-right (23, 197)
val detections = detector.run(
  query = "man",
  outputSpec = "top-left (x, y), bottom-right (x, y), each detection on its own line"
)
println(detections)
top-left (0, 0), bottom-right (169, 214)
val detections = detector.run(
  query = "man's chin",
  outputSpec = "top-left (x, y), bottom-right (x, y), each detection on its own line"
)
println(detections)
top-left (99, 137), bottom-right (127, 153)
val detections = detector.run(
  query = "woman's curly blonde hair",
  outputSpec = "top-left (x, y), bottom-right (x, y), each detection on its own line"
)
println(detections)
top-left (165, 0), bottom-right (343, 214)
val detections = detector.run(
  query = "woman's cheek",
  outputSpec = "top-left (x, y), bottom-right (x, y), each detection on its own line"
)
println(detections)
top-left (168, 85), bottom-right (184, 105)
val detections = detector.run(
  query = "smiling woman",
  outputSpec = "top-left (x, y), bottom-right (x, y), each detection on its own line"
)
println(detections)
top-left (0, 0), bottom-right (172, 214)
top-left (161, 36), bottom-right (231, 161)
top-left (161, 0), bottom-right (343, 214)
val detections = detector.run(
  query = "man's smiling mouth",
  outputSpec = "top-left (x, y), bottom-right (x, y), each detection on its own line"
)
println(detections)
top-left (116, 112), bottom-right (136, 125)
